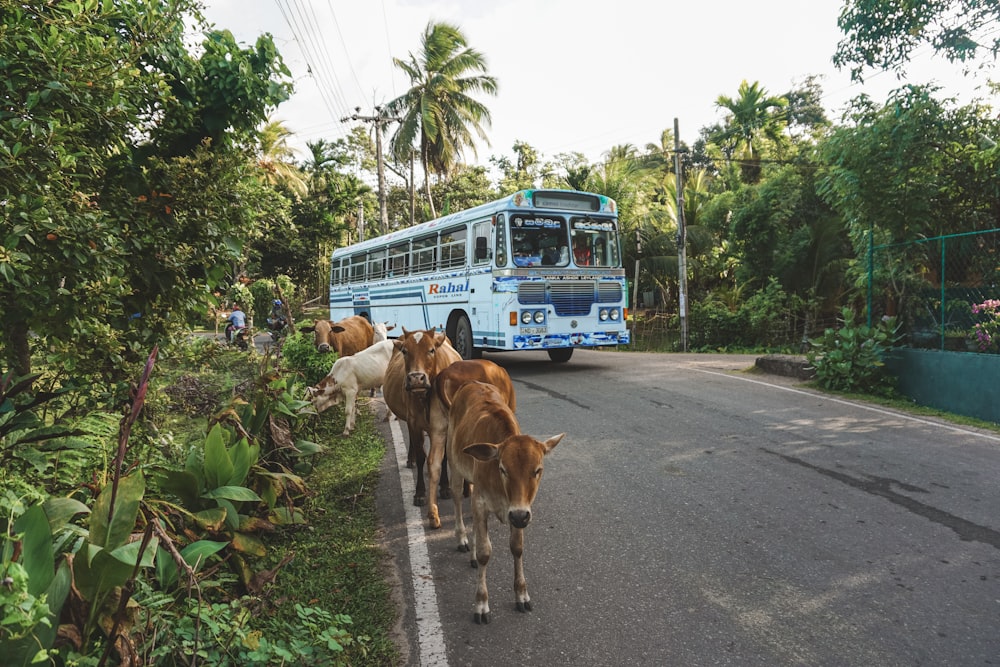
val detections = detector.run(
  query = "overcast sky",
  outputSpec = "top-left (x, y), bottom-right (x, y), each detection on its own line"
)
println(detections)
top-left (199, 0), bottom-right (994, 168)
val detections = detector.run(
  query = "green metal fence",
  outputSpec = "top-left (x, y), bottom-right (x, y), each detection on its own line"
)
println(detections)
top-left (867, 228), bottom-right (1000, 352)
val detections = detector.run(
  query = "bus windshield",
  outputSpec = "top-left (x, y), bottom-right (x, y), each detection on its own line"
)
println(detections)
top-left (509, 214), bottom-right (620, 268)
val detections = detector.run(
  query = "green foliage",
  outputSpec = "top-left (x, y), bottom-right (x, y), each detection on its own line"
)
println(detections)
top-left (0, 0), bottom-right (292, 382)
top-left (281, 331), bottom-right (334, 386)
top-left (0, 495), bottom-right (83, 666)
top-left (834, 0), bottom-right (1000, 81)
top-left (0, 371), bottom-right (94, 476)
top-left (142, 596), bottom-right (366, 666)
top-left (807, 307), bottom-right (901, 395)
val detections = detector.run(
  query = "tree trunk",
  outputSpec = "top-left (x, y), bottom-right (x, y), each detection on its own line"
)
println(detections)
top-left (6, 319), bottom-right (31, 377)
top-left (421, 146), bottom-right (436, 218)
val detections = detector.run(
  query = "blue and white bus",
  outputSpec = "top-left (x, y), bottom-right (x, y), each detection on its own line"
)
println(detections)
top-left (328, 189), bottom-right (630, 362)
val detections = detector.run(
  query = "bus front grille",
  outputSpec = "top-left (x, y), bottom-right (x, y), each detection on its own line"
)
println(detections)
top-left (518, 281), bottom-right (598, 316)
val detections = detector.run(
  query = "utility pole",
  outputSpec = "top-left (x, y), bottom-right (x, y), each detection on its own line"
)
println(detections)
top-left (341, 105), bottom-right (400, 235)
top-left (674, 118), bottom-right (689, 352)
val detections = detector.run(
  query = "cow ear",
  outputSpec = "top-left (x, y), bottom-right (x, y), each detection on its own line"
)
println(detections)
top-left (301, 325), bottom-right (315, 332)
top-left (332, 326), bottom-right (346, 333)
top-left (464, 443), bottom-right (499, 462)
top-left (541, 433), bottom-right (565, 453)
top-left (387, 323), bottom-right (396, 331)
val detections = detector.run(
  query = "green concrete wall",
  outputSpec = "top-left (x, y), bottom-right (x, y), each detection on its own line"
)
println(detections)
top-left (885, 349), bottom-right (1000, 424)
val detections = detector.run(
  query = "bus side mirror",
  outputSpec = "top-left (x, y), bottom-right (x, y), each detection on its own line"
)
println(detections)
top-left (475, 236), bottom-right (489, 260)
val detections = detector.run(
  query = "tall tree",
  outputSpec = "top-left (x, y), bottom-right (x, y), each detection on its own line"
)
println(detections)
top-left (817, 84), bottom-right (1000, 315)
top-left (713, 80), bottom-right (789, 183)
top-left (257, 118), bottom-right (307, 197)
top-left (0, 0), bottom-right (291, 379)
top-left (834, 0), bottom-right (1000, 82)
top-left (384, 21), bottom-right (498, 218)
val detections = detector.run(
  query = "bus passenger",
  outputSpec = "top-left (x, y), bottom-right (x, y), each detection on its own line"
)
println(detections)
top-left (573, 237), bottom-right (592, 265)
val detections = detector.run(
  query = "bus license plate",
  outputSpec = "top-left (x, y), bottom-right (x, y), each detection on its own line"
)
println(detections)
top-left (520, 326), bottom-right (547, 334)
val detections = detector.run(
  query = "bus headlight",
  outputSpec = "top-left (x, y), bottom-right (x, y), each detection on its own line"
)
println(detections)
top-left (533, 310), bottom-right (546, 324)
top-left (521, 310), bottom-right (533, 324)
top-left (610, 308), bottom-right (620, 321)
top-left (599, 308), bottom-right (609, 321)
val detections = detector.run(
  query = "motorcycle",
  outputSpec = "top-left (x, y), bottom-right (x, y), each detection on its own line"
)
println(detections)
top-left (226, 325), bottom-right (250, 351)
top-left (266, 300), bottom-right (289, 343)
top-left (266, 315), bottom-right (288, 343)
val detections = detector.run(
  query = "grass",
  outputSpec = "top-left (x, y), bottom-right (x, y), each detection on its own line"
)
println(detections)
top-left (267, 407), bottom-right (400, 666)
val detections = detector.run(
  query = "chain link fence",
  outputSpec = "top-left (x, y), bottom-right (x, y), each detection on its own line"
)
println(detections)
top-left (867, 228), bottom-right (1000, 352)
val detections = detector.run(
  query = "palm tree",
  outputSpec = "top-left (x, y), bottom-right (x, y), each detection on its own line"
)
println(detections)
top-left (384, 21), bottom-right (498, 218)
top-left (257, 118), bottom-right (307, 197)
top-left (713, 80), bottom-right (788, 183)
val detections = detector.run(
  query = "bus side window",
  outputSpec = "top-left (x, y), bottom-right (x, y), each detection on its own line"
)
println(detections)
top-left (349, 253), bottom-right (365, 282)
top-left (413, 235), bottom-right (436, 274)
top-left (389, 242), bottom-right (408, 277)
top-left (440, 227), bottom-right (466, 269)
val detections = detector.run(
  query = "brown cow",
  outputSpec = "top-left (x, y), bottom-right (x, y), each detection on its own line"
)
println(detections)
top-left (433, 358), bottom-right (517, 531)
top-left (383, 328), bottom-right (519, 528)
top-left (383, 328), bottom-right (462, 519)
top-left (300, 315), bottom-right (373, 356)
top-left (445, 380), bottom-right (563, 624)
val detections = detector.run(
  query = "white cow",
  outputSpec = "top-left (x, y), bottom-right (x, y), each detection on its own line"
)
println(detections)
top-left (306, 339), bottom-right (394, 436)
top-left (372, 321), bottom-right (396, 343)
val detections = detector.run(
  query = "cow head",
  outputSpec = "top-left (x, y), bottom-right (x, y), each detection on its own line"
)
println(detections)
top-left (394, 327), bottom-right (451, 395)
top-left (300, 320), bottom-right (337, 353)
top-left (306, 374), bottom-right (342, 414)
top-left (373, 321), bottom-right (396, 343)
top-left (464, 433), bottom-right (564, 528)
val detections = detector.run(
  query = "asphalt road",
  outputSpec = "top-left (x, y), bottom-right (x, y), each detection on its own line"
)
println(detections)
top-left (374, 349), bottom-right (1000, 667)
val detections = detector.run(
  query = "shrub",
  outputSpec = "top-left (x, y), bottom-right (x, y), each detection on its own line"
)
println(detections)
top-left (281, 331), bottom-right (333, 386)
top-left (806, 307), bottom-right (900, 396)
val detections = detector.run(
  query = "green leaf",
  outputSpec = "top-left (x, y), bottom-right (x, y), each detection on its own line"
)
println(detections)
top-left (12, 504), bottom-right (54, 596)
top-left (89, 472), bottom-right (144, 552)
top-left (108, 537), bottom-right (158, 568)
top-left (227, 437), bottom-right (258, 487)
top-left (203, 424), bottom-right (234, 490)
top-left (203, 486), bottom-right (261, 502)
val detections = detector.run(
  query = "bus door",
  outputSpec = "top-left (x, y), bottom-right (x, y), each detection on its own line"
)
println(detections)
top-left (468, 219), bottom-right (494, 345)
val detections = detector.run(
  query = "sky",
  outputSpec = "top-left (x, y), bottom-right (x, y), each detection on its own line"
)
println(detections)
top-left (198, 0), bottom-right (996, 171)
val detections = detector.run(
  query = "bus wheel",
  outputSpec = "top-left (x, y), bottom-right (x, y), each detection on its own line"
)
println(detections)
top-left (452, 315), bottom-right (480, 360)
top-left (547, 348), bottom-right (573, 363)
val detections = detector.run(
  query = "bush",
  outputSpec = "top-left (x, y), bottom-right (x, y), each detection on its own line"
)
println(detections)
top-left (281, 331), bottom-right (334, 386)
top-left (806, 307), bottom-right (900, 396)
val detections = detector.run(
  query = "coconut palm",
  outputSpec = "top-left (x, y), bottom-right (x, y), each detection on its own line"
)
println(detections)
top-left (384, 21), bottom-right (498, 218)
top-left (257, 118), bottom-right (307, 197)
top-left (713, 80), bottom-right (788, 183)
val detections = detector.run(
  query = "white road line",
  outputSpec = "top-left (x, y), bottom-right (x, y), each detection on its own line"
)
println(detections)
top-left (696, 369), bottom-right (1000, 443)
top-left (389, 418), bottom-right (449, 666)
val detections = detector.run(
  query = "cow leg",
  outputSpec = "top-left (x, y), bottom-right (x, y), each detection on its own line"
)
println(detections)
top-left (448, 460), bottom-right (469, 552)
top-left (408, 426), bottom-right (427, 507)
top-left (425, 426), bottom-right (448, 529)
top-left (439, 451), bottom-right (452, 500)
top-left (510, 526), bottom-right (531, 613)
top-left (472, 495), bottom-right (492, 624)
top-left (341, 387), bottom-right (358, 437)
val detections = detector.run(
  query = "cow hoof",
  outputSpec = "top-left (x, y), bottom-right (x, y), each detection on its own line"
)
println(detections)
top-left (457, 543), bottom-right (470, 553)
top-left (440, 487), bottom-right (452, 500)
top-left (405, 460), bottom-right (415, 469)
top-left (474, 612), bottom-right (489, 625)
top-left (413, 496), bottom-right (426, 507)
top-left (428, 514), bottom-right (441, 530)
top-left (516, 601), bottom-right (532, 613)
top-left (341, 430), bottom-right (350, 437)
top-left (469, 559), bottom-right (478, 569)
